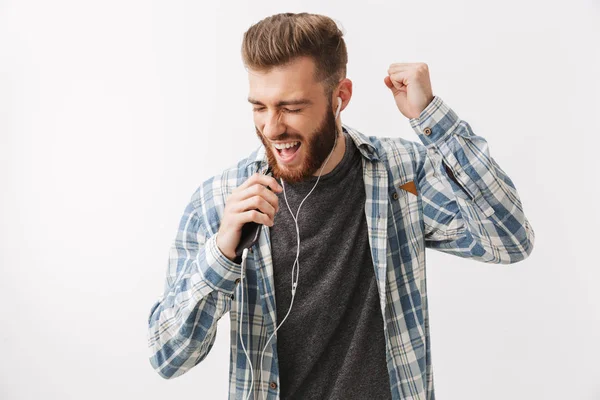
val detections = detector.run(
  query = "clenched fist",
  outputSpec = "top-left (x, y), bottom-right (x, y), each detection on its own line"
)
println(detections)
top-left (384, 62), bottom-right (435, 120)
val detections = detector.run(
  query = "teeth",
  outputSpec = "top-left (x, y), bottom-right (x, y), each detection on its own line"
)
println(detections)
top-left (273, 141), bottom-right (299, 150)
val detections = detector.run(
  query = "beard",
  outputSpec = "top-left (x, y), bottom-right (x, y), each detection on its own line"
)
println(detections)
top-left (255, 103), bottom-right (339, 184)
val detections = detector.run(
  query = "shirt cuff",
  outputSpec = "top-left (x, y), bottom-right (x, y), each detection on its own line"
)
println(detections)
top-left (199, 233), bottom-right (242, 294)
top-left (409, 95), bottom-right (460, 147)
top-left (409, 96), bottom-right (496, 217)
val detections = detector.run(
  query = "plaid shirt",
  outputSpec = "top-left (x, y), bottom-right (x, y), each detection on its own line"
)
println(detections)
top-left (147, 95), bottom-right (535, 399)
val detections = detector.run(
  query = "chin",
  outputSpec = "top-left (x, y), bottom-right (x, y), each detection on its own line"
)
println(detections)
top-left (272, 159), bottom-right (311, 184)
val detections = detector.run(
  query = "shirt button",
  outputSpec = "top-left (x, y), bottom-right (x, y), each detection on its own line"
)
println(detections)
top-left (392, 192), bottom-right (399, 200)
top-left (235, 278), bottom-right (241, 285)
top-left (230, 294), bottom-right (235, 300)
top-left (269, 382), bottom-right (277, 389)
top-left (423, 127), bottom-right (432, 135)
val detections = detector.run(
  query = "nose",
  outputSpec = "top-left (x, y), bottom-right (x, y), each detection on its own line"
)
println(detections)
top-left (261, 110), bottom-right (285, 140)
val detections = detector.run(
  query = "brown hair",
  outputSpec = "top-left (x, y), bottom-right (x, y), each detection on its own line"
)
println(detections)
top-left (241, 12), bottom-right (348, 98)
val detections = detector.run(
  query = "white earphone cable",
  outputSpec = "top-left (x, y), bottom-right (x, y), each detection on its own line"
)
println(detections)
top-left (238, 98), bottom-right (343, 400)
top-left (239, 248), bottom-right (254, 400)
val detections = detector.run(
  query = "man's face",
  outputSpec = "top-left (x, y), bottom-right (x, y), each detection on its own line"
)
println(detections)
top-left (248, 56), bottom-right (338, 184)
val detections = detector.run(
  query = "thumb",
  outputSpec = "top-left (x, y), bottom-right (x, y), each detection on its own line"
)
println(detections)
top-left (384, 75), bottom-right (403, 96)
top-left (384, 75), bottom-right (394, 89)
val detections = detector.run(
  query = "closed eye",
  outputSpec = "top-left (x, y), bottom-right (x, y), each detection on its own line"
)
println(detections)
top-left (252, 107), bottom-right (302, 113)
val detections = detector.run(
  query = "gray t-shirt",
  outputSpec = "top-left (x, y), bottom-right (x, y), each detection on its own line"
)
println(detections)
top-left (269, 128), bottom-right (392, 399)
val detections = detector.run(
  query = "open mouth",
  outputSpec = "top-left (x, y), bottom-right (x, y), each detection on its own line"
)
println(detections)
top-left (274, 141), bottom-right (301, 163)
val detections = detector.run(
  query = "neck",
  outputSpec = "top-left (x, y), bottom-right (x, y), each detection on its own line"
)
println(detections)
top-left (312, 122), bottom-right (345, 177)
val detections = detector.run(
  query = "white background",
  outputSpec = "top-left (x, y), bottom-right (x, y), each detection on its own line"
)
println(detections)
top-left (1, 1), bottom-right (599, 399)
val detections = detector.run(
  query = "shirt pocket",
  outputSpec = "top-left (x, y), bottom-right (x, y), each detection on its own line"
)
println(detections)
top-left (388, 177), bottom-right (425, 260)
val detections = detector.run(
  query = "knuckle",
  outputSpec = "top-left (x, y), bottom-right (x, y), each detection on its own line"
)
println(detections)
top-left (259, 197), bottom-right (268, 209)
top-left (265, 187), bottom-right (275, 200)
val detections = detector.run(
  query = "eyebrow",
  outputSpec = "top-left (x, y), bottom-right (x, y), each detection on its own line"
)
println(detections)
top-left (247, 97), bottom-right (313, 107)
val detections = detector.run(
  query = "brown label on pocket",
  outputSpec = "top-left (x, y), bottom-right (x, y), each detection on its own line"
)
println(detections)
top-left (399, 180), bottom-right (418, 196)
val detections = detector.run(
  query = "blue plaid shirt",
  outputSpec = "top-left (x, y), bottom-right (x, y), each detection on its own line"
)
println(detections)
top-left (147, 96), bottom-right (535, 399)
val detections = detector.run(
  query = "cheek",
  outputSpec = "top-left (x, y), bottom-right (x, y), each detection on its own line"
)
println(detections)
top-left (252, 114), bottom-right (263, 128)
top-left (288, 116), bottom-right (314, 134)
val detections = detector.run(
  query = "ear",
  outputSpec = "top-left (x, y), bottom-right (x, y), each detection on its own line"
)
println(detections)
top-left (335, 78), bottom-right (353, 111)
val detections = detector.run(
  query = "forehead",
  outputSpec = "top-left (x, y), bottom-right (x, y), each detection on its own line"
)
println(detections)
top-left (247, 56), bottom-right (323, 101)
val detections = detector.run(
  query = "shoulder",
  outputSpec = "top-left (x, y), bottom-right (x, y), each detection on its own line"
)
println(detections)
top-left (378, 136), bottom-right (423, 162)
top-left (346, 124), bottom-right (425, 169)
top-left (345, 125), bottom-right (431, 188)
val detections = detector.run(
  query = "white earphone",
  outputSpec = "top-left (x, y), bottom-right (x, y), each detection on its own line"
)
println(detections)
top-left (238, 95), bottom-right (343, 400)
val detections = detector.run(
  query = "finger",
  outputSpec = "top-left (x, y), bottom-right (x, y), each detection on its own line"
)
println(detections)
top-left (389, 70), bottom-right (408, 82)
top-left (388, 71), bottom-right (409, 91)
top-left (235, 195), bottom-right (276, 221)
top-left (387, 63), bottom-right (418, 74)
top-left (387, 65), bottom-right (410, 74)
top-left (237, 172), bottom-right (283, 193)
top-left (237, 209), bottom-right (273, 227)
top-left (384, 76), bottom-right (393, 89)
top-left (385, 75), bottom-right (406, 92)
top-left (238, 184), bottom-right (280, 213)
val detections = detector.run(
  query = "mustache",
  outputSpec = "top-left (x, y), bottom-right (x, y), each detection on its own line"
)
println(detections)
top-left (254, 127), bottom-right (303, 142)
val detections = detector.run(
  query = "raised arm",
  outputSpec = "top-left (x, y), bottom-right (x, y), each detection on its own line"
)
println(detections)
top-left (410, 96), bottom-right (535, 264)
